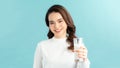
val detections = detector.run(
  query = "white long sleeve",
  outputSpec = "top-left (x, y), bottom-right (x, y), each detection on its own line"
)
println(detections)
top-left (33, 43), bottom-right (43, 68)
top-left (33, 37), bottom-right (90, 68)
top-left (77, 60), bottom-right (90, 68)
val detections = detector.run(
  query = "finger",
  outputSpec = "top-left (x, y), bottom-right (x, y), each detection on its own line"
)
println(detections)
top-left (75, 49), bottom-right (88, 54)
top-left (80, 46), bottom-right (87, 50)
top-left (74, 49), bottom-right (83, 52)
top-left (78, 53), bottom-right (87, 57)
top-left (78, 52), bottom-right (87, 57)
top-left (78, 54), bottom-right (87, 59)
top-left (80, 47), bottom-right (88, 53)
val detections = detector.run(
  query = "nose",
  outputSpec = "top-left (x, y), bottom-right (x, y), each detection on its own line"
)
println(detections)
top-left (54, 23), bottom-right (59, 29)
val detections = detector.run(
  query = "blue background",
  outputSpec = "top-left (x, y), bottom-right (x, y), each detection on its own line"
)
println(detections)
top-left (0, 0), bottom-right (120, 68)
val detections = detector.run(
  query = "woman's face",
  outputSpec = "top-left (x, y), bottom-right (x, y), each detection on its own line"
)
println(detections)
top-left (48, 12), bottom-right (67, 38)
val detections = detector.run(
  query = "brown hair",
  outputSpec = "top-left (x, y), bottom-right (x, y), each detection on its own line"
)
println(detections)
top-left (45, 4), bottom-right (77, 50)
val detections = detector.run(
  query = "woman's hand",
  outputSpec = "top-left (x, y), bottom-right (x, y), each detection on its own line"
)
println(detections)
top-left (73, 45), bottom-right (88, 61)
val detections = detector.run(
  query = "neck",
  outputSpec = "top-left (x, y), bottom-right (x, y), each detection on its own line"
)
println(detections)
top-left (54, 36), bottom-right (67, 39)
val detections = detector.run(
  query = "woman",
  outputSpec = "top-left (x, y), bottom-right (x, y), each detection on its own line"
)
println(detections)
top-left (33, 4), bottom-right (90, 68)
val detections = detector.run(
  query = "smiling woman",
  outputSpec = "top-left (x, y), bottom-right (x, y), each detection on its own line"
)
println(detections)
top-left (33, 4), bottom-right (90, 68)
top-left (48, 12), bottom-right (67, 38)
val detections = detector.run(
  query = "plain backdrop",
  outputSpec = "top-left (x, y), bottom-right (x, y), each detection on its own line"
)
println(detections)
top-left (0, 0), bottom-right (120, 68)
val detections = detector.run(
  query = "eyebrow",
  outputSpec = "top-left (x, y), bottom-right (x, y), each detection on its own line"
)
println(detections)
top-left (57, 18), bottom-right (63, 21)
top-left (49, 20), bottom-right (54, 23)
top-left (49, 18), bottom-right (63, 22)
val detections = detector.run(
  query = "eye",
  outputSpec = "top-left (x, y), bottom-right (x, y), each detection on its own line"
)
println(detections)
top-left (58, 20), bottom-right (63, 23)
top-left (49, 22), bottom-right (54, 24)
top-left (49, 21), bottom-right (54, 25)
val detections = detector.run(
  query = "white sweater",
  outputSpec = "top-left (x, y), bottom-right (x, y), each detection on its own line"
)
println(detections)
top-left (33, 37), bottom-right (90, 68)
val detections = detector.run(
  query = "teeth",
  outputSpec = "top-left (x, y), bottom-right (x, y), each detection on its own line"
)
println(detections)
top-left (55, 29), bottom-right (61, 32)
top-left (56, 30), bottom-right (60, 31)
top-left (55, 30), bottom-right (60, 32)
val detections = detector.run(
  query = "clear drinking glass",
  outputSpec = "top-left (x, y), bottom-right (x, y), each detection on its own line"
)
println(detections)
top-left (73, 38), bottom-right (83, 62)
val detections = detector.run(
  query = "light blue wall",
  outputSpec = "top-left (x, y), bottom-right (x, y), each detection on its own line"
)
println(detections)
top-left (0, 0), bottom-right (120, 68)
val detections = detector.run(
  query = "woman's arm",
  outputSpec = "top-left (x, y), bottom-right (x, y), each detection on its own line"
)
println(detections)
top-left (78, 59), bottom-right (90, 68)
top-left (33, 43), bottom-right (43, 68)
top-left (74, 38), bottom-right (90, 68)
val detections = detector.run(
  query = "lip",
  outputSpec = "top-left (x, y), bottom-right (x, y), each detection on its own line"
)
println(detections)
top-left (54, 29), bottom-right (62, 33)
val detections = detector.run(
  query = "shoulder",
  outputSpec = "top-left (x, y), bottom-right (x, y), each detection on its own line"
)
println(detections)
top-left (37, 38), bottom-right (53, 48)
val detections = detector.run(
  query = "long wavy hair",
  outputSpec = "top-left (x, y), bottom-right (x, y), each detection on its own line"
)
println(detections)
top-left (45, 4), bottom-right (77, 50)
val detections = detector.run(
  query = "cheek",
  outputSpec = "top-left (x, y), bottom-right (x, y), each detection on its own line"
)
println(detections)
top-left (63, 23), bottom-right (67, 30)
top-left (49, 26), bottom-right (54, 31)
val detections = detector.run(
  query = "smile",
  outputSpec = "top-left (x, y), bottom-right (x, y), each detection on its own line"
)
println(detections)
top-left (54, 29), bottom-right (62, 33)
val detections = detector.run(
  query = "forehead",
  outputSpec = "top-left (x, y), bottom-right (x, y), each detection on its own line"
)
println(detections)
top-left (48, 12), bottom-right (63, 21)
